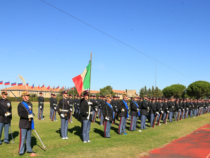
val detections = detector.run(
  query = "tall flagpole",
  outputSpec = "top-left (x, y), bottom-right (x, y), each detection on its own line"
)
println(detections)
top-left (89, 52), bottom-right (92, 101)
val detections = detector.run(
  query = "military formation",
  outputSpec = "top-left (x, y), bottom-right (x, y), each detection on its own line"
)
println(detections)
top-left (0, 90), bottom-right (210, 155)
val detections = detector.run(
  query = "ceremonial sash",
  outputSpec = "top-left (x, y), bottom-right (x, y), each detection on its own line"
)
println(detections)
top-left (106, 102), bottom-right (114, 119)
top-left (22, 101), bottom-right (35, 130)
top-left (132, 101), bottom-right (140, 116)
top-left (122, 100), bottom-right (129, 118)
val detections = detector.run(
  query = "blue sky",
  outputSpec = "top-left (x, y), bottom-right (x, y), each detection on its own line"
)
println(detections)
top-left (0, 0), bottom-right (210, 92)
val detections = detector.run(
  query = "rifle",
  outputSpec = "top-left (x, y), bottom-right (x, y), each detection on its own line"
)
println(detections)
top-left (39, 106), bottom-right (42, 120)
top-left (180, 110), bottom-right (183, 120)
top-left (184, 109), bottom-right (188, 119)
top-left (152, 114), bottom-right (158, 128)
top-left (164, 112), bottom-right (169, 124)
top-left (157, 113), bottom-right (162, 126)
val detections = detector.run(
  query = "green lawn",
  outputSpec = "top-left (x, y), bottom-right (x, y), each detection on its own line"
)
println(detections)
top-left (0, 102), bottom-right (209, 158)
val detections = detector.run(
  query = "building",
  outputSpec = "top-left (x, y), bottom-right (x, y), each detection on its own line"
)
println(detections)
top-left (88, 90), bottom-right (125, 99)
top-left (1, 86), bottom-right (60, 98)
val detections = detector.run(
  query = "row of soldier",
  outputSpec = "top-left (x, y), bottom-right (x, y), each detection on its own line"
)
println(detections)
top-left (0, 90), bottom-right (210, 155)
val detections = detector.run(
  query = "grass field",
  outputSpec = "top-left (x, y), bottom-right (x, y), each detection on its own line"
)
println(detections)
top-left (0, 102), bottom-right (210, 158)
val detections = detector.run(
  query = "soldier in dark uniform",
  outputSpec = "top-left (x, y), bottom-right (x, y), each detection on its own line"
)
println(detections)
top-left (50, 93), bottom-right (54, 120)
top-left (73, 95), bottom-right (78, 118)
top-left (111, 96), bottom-right (118, 124)
top-left (174, 99), bottom-right (180, 121)
top-left (90, 95), bottom-right (98, 123)
top-left (18, 91), bottom-right (35, 155)
top-left (49, 93), bottom-right (53, 119)
top-left (130, 96), bottom-right (140, 131)
top-left (140, 95), bottom-right (149, 131)
top-left (0, 91), bottom-right (12, 145)
top-left (118, 94), bottom-right (129, 135)
top-left (102, 95), bottom-right (114, 138)
top-left (185, 98), bottom-right (190, 118)
top-left (80, 91), bottom-right (97, 143)
top-left (149, 98), bottom-right (155, 127)
top-left (168, 98), bottom-right (174, 122)
top-left (56, 91), bottom-right (71, 139)
top-left (162, 99), bottom-right (169, 123)
top-left (38, 92), bottom-right (44, 120)
top-left (100, 96), bottom-right (106, 126)
top-left (68, 94), bottom-right (73, 123)
top-left (52, 94), bottom-right (57, 121)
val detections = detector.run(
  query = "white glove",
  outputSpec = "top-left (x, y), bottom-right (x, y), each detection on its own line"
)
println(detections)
top-left (87, 116), bottom-right (90, 120)
top-left (40, 106), bottom-right (42, 109)
top-left (5, 112), bottom-right (11, 117)
top-left (54, 107), bottom-right (56, 110)
top-left (88, 102), bottom-right (92, 105)
top-left (95, 108), bottom-right (98, 112)
top-left (105, 117), bottom-right (109, 121)
top-left (167, 111), bottom-right (169, 113)
top-left (70, 108), bottom-right (72, 111)
top-left (183, 109), bottom-right (184, 111)
top-left (28, 114), bottom-right (34, 118)
top-left (179, 109), bottom-right (181, 111)
top-left (206, 107), bottom-right (207, 109)
top-left (156, 112), bottom-right (159, 115)
top-left (121, 109), bottom-right (125, 112)
top-left (166, 108), bottom-right (168, 110)
top-left (61, 114), bottom-right (65, 118)
top-left (90, 112), bottom-right (93, 115)
top-left (161, 111), bottom-right (163, 113)
top-left (187, 108), bottom-right (188, 110)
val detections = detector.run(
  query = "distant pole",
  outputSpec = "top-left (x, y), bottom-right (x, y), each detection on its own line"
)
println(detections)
top-left (155, 62), bottom-right (157, 97)
top-left (88, 52), bottom-right (92, 101)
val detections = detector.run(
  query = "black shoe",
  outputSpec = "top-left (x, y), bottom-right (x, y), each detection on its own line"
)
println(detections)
top-left (0, 143), bottom-right (2, 145)
top-left (4, 142), bottom-right (10, 144)
top-left (27, 151), bottom-right (36, 153)
top-left (19, 153), bottom-right (24, 156)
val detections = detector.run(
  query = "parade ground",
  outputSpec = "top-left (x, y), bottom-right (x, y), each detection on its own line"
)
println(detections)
top-left (0, 102), bottom-right (209, 158)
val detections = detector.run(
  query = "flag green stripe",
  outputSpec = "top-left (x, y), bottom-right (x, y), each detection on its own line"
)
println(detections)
top-left (83, 61), bottom-right (91, 89)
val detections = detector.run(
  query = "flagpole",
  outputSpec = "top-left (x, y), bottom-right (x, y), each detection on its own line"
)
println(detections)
top-left (89, 52), bottom-right (92, 101)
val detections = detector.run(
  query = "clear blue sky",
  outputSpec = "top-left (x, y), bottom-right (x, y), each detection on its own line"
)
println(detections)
top-left (0, 0), bottom-right (210, 92)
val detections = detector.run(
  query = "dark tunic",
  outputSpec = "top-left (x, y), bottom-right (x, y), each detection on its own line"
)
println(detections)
top-left (0, 98), bottom-right (12, 124)
top-left (18, 101), bottom-right (32, 129)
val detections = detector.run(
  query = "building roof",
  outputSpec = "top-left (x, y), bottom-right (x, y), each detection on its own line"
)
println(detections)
top-left (1, 86), bottom-right (60, 92)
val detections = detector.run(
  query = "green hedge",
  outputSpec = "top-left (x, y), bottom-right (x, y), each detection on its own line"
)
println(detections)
top-left (1, 97), bottom-right (51, 102)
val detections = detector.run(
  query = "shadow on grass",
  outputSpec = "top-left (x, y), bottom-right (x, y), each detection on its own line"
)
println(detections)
top-left (68, 126), bottom-right (83, 141)
top-left (31, 135), bottom-right (46, 151)
top-left (93, 128), bottom-right (104, 137)
top-left (9, 131), bottom-right (19, 142)
top-left (55, 128), bottom-right (61, 137)
top-left (111, 126), bottom-right (119, 134)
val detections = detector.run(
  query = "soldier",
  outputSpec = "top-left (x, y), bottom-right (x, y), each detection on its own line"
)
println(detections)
top-left (130, 96), bottom-right (140, 131)
top-left (100, 96), bottom-right (106, 126)
top-left (149, 98), bottom-right (155, 127)
top-left (140, 95), bottom-right (149, 131)
top-left (168, 98), bottom-right (174, 122)
top-left (112, 96), bottom-right (118, 124)
top-left (118, 93), bottom-right (129, 135)
top-left (52, 94), bottom-right (57, 121)
top-left (38, 92), bottom-right (44, 120)
top-left (74, 95), bottom-right (78, 118)
top-left (0, 91), bottom-right (12, 145)
top-left (50, 93), bottom-right (54, 120)
top-left (174, 99), bottom-right (180, 121)
top-left (155, 98), bottom-right (162, 125)
top-left (80, 91), bottom-right (97, 143)
top-left (56, 91), bottom-right (72, 139)
top-left (68, 94), bottom-right (73, 123)
top-left (162, 99), bottom-right (168, 123)
top-left (102, 95), bottom-right (114, 138)
top-left (18, 91), bottom-right (35, 155)
top-left (91, 95), bottom-right (98, 123)
top-left (185, 98), bottom-right (190, 118)
top-left (49, 93), bottom-right (53, 119)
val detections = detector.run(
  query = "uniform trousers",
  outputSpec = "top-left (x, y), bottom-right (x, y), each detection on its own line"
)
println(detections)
top-left (190, 110), bottom-right (193, 117)
top-left (156, 114), bottom-right (160, 124)
top-left (130, 116), bottom-right (137, 131)
top-left (112, 111), bottom-right (115, 124)
top-left (194, 109), bottom-right (197, 117)
top-left (0, 123), bottom-right (9, 143)
top-left (82, 120), bottom-right (91, 141)
top-left (92, 111), bottom-right (96, 123)
top-left (181, 110), bottom-right (185, 119)
top-left (61, 119), bottom-right (69, 138)
top-left (100, 112), bottom-right (104, 126)
top-left (118, 117), bottom-right (127, 134)
top-left (150, 114), bottom-right (154, 127)
top-left (104, 121), bottom-right (111, 137)
top-left (174, 112), bottom-right (178, 121)
top-left (141, 115), bottom-right (147, 129)
top-left (50, 109), bottom-right (57, 121)
top-left (186, 109), bottom-right (189, 118)
top-left (163, 113), bottom-right (167, 122)
top-left (169, 112), bottom-right (173, 122)
top-left (38, 106), bottom-right (44, 119)
top-left (19, 128), bottom-right (32, 154)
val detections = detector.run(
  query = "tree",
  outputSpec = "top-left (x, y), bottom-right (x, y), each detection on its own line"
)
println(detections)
top-left (148, 88), bottom-right (152, 97)
top-left (186, 81), bottom-right (210, 99)
top-left (162, 84), bottom-right (186, 98)
top-left (100, 86), bottom-right (115, 96)
top-left (139, 88), bottom-right (145, 98)
top-left (152, 86), bottom-right (155, 96)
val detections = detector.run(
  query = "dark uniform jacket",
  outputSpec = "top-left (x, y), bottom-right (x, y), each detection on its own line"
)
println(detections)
top-left (50, 97), bottom-right (54, 109)
top-left (52, 98), bottom-right (57, 109)
top-left (0, 98), bottom-right (12, 124)
top-left (80, 99), bottom-right (98, 121)
top-left (149, 102), bottom-right (156, 114)
top-left (102, 102), bottom-right (113, 122)
top-left (163, 102), bottom-right (168, 113)
top-left (141, 100), bottom-right (149, 116)
top-left (18, 101), bottom-right (32, 129)
top-left (56, 98), bottom-right (71, 120)
top-left (38, 96), bottom-right (44, 108)
top-left (118, 100), bottom-right (129, 118)
top-left (130, 101), bottom-right (139, 117)
top-left (175, 102), bottom-right (179, 112)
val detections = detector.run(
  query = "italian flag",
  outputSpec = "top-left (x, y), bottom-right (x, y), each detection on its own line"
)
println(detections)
top-left (72, 61), bottom-right (91, 95)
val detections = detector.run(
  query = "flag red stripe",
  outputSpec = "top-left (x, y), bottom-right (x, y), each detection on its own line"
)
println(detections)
top-left (72, 75), bottom-right (83, 96)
